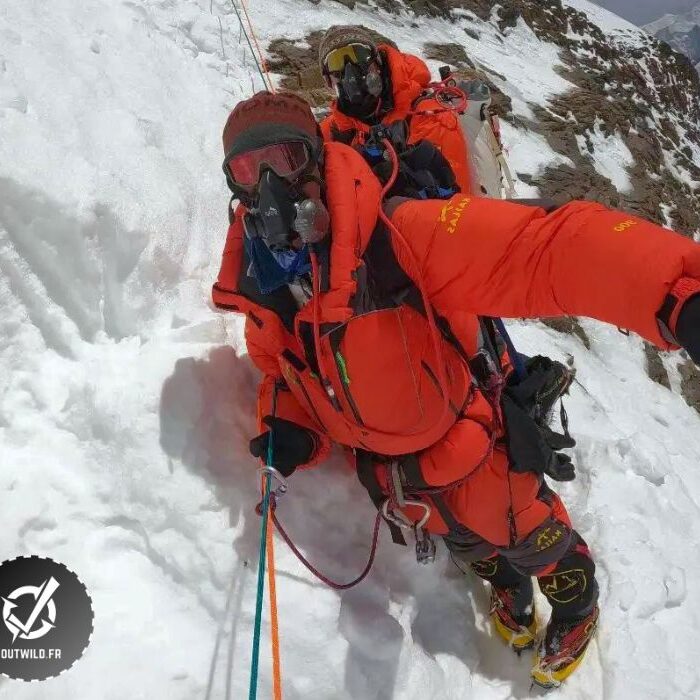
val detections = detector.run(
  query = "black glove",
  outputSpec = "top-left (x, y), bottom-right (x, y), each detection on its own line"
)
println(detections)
top-left (675, 293), bottom-right (700, 365)
top-left (249, 416), bottom-right (317, 477)
top-left (544, 452), bottom-right (576, 482)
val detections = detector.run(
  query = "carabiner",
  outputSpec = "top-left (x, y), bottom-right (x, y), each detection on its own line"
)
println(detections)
top-left (258, 465), bottom-right (289, 498)
top-left (381, 499), bottom-right (431, 531)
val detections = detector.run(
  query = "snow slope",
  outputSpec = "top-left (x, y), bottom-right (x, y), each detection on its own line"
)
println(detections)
top-left (1, 0), bottom-right (700, 699)
top-left (564, 0), bottom-right (642, 35)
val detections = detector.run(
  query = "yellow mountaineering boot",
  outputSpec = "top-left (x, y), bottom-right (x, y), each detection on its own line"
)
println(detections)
top-left (531, 605), bottom-right (599, 689)
top-left (489, 581), bottom-right (537, 653)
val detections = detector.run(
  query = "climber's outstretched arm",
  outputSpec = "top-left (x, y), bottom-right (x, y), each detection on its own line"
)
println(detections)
top-left (388, 196), bottom-right (700, 349)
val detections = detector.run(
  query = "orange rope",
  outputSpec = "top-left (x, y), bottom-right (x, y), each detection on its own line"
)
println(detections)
top-left (240, 0), bottom-right (275, 93)
top-left (266, 508), bottom-right (282, 700)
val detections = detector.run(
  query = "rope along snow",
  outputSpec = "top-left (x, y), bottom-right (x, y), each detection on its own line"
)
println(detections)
top-left (240, 0), bottom-right (275, 93)
top-left (230, 0), bottom-right (273, 93)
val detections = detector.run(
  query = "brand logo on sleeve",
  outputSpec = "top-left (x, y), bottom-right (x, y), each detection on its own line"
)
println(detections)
top-left (439, 197), bottom-right (471, 234)
top-left (613, 219), bottom-right (638, 232)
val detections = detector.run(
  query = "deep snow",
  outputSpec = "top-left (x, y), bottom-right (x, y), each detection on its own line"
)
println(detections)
top-left (1, 1), bottom-right (700, 699)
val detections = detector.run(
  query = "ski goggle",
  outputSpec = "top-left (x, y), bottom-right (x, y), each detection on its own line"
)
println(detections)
top-left (323, 43), bottom-right (375, 74)
top-left (226, 141), bottom-right (310, 189)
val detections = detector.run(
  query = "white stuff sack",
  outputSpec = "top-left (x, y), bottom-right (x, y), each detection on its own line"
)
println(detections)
top-left (456, 80), bottom-right (516, 199)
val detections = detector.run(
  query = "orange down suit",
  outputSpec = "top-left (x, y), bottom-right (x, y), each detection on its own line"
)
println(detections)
top-left (320, 44), bottom-right (472, 194)
top-left (213, 142), bottom-right (700, 548)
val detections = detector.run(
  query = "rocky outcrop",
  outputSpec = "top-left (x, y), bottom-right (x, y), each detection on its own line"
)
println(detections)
top-left (423, 41), bottom-right (475, 69)
top-left (267, 32), bottom-right (332, 108)
top-left (539, 317), bottom-right (591, 349)
top-left (680, 358), bottom-right (700, 413)
top-left (527, 33), bottom-right (700, 236)
top-left (645, 344), bottom-right (671, 390)
top-left (453, 1), bottom-right (700, 235)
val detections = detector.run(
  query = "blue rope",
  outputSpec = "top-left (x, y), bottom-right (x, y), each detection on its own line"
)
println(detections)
top-left (493, 317), bottom-right (527, 381)
top-left (248, 388), bottom-right (278, 700)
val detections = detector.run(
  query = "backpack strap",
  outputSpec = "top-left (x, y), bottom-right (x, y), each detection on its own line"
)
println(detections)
top-left (492, 317), bottom-right (527, 380)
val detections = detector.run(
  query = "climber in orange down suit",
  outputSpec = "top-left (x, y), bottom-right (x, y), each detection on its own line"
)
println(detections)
top-left (212, 91), bottom-right (700, 688)
top-left (318, 25), bottom-right (472, 194)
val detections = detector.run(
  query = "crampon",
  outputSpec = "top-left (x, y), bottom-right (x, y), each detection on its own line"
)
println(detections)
top-left (490, 582), bottom-right (537, 653)
top-left (531, 605), bottom-right (599, 689)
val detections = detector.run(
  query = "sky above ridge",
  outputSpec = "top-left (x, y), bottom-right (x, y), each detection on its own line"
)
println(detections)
top-left (592, 0), bottom-right (698, 25)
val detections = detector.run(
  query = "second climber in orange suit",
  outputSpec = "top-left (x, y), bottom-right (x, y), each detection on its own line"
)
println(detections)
top-left (318, 25), bottom-right (472, 194)
top-left (213, 92), bottom-right (700, 688)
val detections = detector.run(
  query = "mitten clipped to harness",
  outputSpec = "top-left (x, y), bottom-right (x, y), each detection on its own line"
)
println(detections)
top-left (501, 356), bottom-right (577, 483)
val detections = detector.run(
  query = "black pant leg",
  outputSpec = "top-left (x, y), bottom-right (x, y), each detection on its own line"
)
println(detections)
top-left (536, 532), bottom-right (599, 621)
top-left (471, 555), bottom-right (528, 589)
